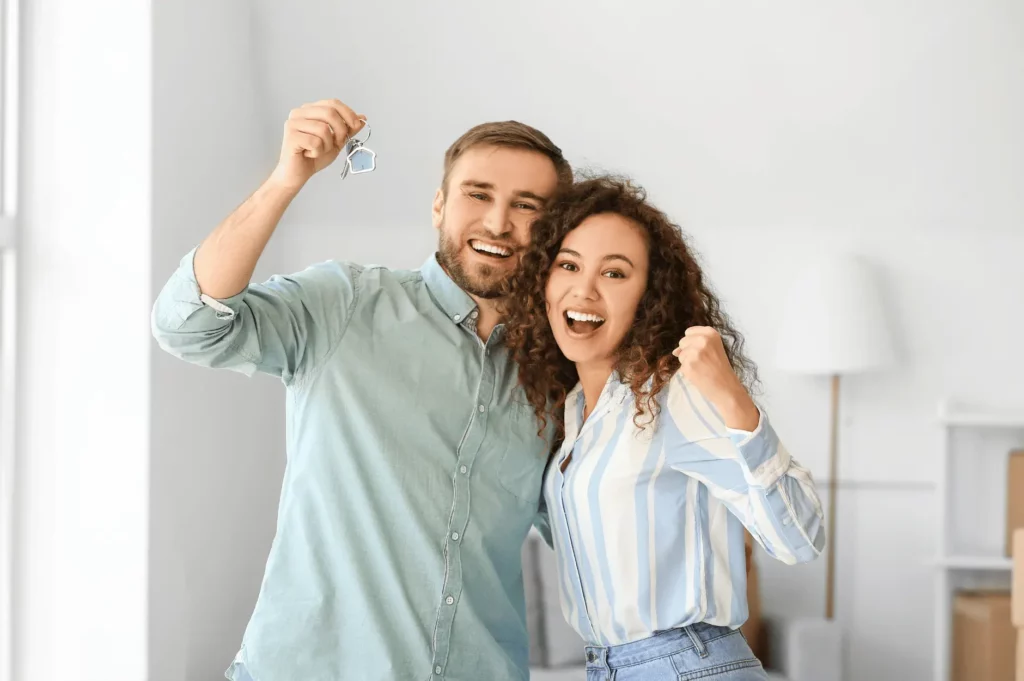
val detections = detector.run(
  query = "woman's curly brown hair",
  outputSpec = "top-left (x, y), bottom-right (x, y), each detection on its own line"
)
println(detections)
top-left (503, 174), bottom-right (760, 448)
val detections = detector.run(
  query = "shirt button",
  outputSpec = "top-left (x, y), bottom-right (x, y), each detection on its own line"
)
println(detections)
top-left (435, 665), bottom-right (442, 674)
top-left (451, 532), bottom-right (460, 541)
top-left (459, 465), bottom-right (468, 475)
top-left (453, 314), bottom-right (461, 322)
top-left (478, 404), bottom-right (485, 413)
top-left (446, 595), bottom-right (455, 605)
top-left (783, 516), bottom-right (792, 526)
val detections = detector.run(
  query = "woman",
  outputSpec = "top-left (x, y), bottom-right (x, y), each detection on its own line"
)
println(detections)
top-left (504, 176), bottom-right (824, 680)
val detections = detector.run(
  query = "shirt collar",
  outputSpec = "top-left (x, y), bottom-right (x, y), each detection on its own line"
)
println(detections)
top-left (566, 371), bottom-right (631, 406)
top-left (421, 253), bottom-right (478, 325)
top-left (564, 370), bottom-right (632, 440)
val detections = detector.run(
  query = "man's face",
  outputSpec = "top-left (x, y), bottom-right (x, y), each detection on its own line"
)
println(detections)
top-left (432, 145), bottom-right (560, 299)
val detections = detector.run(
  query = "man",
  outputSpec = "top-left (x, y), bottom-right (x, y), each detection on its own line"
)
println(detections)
top-left (151, 98), bottom-right (571, 681)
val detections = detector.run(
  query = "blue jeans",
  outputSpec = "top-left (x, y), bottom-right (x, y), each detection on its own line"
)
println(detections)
top-left (584, 623), bottom-right (768, 680)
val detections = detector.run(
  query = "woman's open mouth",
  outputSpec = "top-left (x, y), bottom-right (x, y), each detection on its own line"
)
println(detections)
top-left (565, 309), bottom-right (605, 338)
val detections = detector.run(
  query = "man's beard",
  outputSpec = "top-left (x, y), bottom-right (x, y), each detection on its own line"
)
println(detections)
top-left (437, 228), bottom-right (512, 300)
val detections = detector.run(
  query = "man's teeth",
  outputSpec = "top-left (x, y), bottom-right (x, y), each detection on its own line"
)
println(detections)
top-left (470, 241), bottom-right (512, 257)
top-left (567, 310), bottom-right (605, 323)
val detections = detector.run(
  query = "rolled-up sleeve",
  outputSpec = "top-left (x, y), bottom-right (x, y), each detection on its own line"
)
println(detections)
top-left (151, 247), bottom-right (360, 384)
top-left (664, 374), bottom-right (825, 565)
top-left (724, 411), bottom-right (825, 564)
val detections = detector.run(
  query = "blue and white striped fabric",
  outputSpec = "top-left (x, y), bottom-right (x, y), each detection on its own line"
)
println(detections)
top-left (543, 370), bottom-right (825, 647)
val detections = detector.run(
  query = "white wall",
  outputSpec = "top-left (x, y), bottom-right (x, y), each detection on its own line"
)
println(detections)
top-left (15, 1), bottom-right (151, 680)
top-left (261, 1), bottom-right (1024, 680)
top-left (15, 2), bottom-right (288, 680)
top-left (150, 2), bottom-right (284, 681)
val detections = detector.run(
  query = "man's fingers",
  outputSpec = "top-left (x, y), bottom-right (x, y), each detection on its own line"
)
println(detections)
top-left (317, 99), bottom-right (364, 137)
top-left (289, 100), bottom-right (364, 145)
top-left (275, 99), bottom-right (363, 183)
top-left (291, 131), bottom-right (327, 159)
top-left (290, 118), bottom-right (336, 154)
top-left (300, 105), bottom-right (351, 147)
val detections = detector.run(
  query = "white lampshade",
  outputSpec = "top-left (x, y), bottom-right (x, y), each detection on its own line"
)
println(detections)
top-left (775, 254), bottom-right (896, 375)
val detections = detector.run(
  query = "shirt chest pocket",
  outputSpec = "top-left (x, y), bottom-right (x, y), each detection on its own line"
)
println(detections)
top-left (496, 406), bottom-right (549, 504)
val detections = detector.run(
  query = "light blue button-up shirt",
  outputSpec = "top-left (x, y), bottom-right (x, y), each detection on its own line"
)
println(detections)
top-left (151, 249), bottom-right (552, 681)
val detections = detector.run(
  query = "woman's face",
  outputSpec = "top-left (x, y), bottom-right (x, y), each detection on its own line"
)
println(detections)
top-left (545, 213), bottom-right (650, 367)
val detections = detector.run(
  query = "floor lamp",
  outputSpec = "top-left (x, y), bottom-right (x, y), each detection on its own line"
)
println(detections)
top-left (775, 255), bottom-right (896, 620)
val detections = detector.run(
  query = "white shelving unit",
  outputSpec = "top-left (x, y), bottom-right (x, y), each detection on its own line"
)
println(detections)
top-left (932, 401), bottom-right (1024, 681)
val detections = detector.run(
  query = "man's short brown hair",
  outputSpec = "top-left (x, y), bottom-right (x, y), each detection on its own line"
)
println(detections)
top-left (441, 121), bottom-right (572, 194)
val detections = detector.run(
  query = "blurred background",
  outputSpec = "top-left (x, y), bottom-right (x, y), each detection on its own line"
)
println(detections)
top-left (1, 1), bottom-right (1023, 680)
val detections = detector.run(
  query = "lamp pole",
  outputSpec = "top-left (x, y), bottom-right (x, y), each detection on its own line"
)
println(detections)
top-left (825, 373), bottom-right (840, 620)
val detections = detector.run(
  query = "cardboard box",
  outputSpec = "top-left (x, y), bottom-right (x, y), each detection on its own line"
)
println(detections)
top-left (1017, 629), bottom-right (1024, 681)
top-left (952, 591), bottom-right (1015, 681)
top-left (1014, 529), bottom-right (1024, 627)
top-left (1007, 451), bottom-right (1024, 556)
top-left (1015, 529), bottom-right (1024, 681)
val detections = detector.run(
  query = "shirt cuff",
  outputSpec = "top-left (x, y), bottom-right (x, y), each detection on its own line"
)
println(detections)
top-left (727, 408), bottom-right (791, 488)
top-left (725, 408), bottom-right (764, 447)
top-left (199, 293), bottom-right (238, 320)
top-left (169, 247), bottom-right (249, 323)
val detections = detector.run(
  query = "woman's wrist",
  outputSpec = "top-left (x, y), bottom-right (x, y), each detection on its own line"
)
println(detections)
top-left (715, 389), bottom-right (760, 432)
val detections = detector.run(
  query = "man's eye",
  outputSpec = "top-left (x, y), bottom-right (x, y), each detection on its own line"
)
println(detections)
top-left (470, 193), bottom-right (489, 201)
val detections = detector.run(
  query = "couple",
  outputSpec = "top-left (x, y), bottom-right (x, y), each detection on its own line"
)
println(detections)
top-left (152, 98), bottom-right (824, 681)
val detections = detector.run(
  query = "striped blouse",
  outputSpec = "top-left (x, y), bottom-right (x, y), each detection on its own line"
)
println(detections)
top-left (543, 370), bottom-right (825, 646)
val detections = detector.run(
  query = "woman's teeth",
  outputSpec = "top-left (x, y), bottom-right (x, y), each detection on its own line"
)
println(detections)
top-left (567, 310), bottom-right (605, 323)
top-left (565, 309), bottom-right (605, 332)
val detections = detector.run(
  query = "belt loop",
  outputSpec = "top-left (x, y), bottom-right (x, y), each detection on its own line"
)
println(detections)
top-left (684, 625), bottom-right (709, 659)
top-left (599, 646), bottom-right (612, 679)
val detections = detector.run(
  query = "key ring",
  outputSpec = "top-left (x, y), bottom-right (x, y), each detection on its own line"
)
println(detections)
top-left (340, 118), bottom-right (376, 179)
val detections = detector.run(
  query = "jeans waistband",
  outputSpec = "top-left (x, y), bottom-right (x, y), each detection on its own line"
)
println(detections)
top-left (584, 623), bottom-right (736, 670)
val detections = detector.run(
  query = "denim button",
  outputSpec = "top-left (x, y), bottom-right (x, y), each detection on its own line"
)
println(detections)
top-left (586, 651), bottom-right (597, 663)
